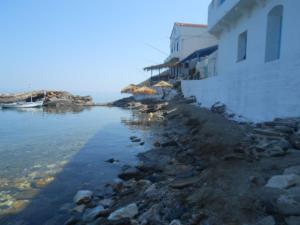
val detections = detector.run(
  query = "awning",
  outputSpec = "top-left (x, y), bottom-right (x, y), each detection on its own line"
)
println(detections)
top-left (181, 45), bottom-right (218, 63)
top-left (144, 58), bottom-right (179, 71)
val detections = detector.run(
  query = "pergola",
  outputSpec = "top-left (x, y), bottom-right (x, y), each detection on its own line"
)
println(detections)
top-left (143, 58), bottom-right (180, 80)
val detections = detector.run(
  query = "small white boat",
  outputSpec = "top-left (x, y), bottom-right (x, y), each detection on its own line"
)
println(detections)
top-left (2, 100), bottom-right (44, 108)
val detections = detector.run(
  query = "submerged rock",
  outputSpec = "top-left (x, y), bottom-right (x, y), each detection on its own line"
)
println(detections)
top-left (108, 203), bottom-right (138, 221)
top-left (73, 190), bottom-right (93, 205)
top-left (118, 167), bottom-right (141, 180)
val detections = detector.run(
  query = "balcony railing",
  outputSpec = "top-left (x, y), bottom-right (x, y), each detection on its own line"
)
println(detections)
top-left (208, 0), bottom-right (251, 33)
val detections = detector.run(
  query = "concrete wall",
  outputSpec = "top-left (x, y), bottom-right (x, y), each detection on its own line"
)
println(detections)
top-left (182, 0), bottom-right (300, 122)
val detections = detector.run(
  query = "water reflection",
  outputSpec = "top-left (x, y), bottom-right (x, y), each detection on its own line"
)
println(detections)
top-left (0, 105), bottom-right (93, 115)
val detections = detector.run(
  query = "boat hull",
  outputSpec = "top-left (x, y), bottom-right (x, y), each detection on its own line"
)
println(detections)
top-left (1, 101), bottom-right (44, 108)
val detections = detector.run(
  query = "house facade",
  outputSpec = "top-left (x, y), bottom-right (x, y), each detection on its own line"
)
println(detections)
top-left (167, 22), bottom-right (217, 79)
top-left (182, 0), bottom-right (300, 122)
top-left (144, 22), bottom-right (217, 81)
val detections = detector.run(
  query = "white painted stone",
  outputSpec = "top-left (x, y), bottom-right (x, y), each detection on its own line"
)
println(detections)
top-left (265, 174), bottom-right (300, 189)
top-left (108, 203), bottom-right (138, 221)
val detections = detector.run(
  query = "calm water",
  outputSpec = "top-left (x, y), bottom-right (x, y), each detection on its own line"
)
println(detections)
top-left (0, 106), bottom-right (154, 225)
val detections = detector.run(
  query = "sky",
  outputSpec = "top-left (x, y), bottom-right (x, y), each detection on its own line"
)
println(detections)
top-left (0, 0), bottom-right (210, 96)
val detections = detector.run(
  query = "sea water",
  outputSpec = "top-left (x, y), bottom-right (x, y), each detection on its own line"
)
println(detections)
top-left (0, 106), bottom-right (153, 225)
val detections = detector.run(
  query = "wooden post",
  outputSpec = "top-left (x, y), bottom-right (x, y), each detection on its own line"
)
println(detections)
top-left (159, 68), bottom-right (161, 81)
top-left (151, 69), bottom-right (153, 85)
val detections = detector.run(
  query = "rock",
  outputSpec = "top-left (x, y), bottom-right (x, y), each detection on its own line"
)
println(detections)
top-left (108, 203), bottom-right (138, 221)
top-left (130, 136), bottom-right (138, 140)
top-left (249, 176), bottom-right (266, 186)
top-left (154, 141), bottom-right (161, 147)
top-left (105, 158), bottom-right (119, 164)
top-left (265, 174), bottom-right (300, 189)
top-left (138, 204), bottom-right (161, 225)
top-left (118, 167), bottom-right (141, 180)
top-left (169, 219), bottom-right (182, 225)
top-left (253, 128), bottom-right (288, 138)
top-left (130, 136), bottom-right (142, 143)
top-left (132, 138), bottom-right (142, 143)
top-left (99, 198), bottom-right (114, 208)
top-left (83, 205), bottom-right (106, 222)
top-left (285, 216), bottom-right (300, 225)
top-left (170, 177), bottom-right (199, 189)
top-left (255, 216), bottom-right (275, 225)
top-left (73, 190), bottom-right (93, 205)
top-left (161, 140), bottom-right (178, 147)
top-left (289, 134), bottom-right (300, 150)
top-left (64, 215), bottom-right (81, 225)
top-left (33, 176), bottom-right (55, 188)
top-left (211, 102), bottom-right (226, 114)
top-left (276, 194), bottom-right (300, 216)
top-left (144, 184), bottom-right (157, 196)
top-left (72, 204), bottom-right (86, 213)
top-left (285, 166), bottom-right (300, 176)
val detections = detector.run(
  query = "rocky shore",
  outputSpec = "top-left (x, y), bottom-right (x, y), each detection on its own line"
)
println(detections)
top-left (64, 98), bottom-right (300, 225)
top-left (0, 91), bottom-right (94, 107)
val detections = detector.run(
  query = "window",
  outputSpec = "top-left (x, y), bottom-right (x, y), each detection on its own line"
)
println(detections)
top-left (237, 31), bottom-right (247, 62)
top-left (265, 5), bottom-right (283, 62)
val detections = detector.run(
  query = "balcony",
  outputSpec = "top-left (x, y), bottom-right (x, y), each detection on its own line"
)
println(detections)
top-left (208, 0), bottom-right (262, 35)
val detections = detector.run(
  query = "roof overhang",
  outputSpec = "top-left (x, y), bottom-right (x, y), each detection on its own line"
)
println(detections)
top-left (144, 58), bottom-right (180, 71)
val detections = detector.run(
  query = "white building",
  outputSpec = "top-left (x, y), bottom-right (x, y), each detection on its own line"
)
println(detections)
top-left (144, 22), bottom-right (217, 80)
top-left (167, 22), bottom-right (217, 79)
top-left (182, 0), bottom-right (300, 122)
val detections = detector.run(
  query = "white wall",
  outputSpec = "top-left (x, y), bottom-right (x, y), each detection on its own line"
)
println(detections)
top-left (182, 0), bottom-right (300, 122)
top-left (168, 25), bottom-right (217, 61)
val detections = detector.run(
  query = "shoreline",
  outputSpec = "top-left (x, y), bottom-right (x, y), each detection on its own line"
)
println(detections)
top-left (64, 98), bottom-right (300, 225)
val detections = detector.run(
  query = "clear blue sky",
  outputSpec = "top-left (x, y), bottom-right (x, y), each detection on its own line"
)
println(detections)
top-left (0, 0), bottom-right (210, 94)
